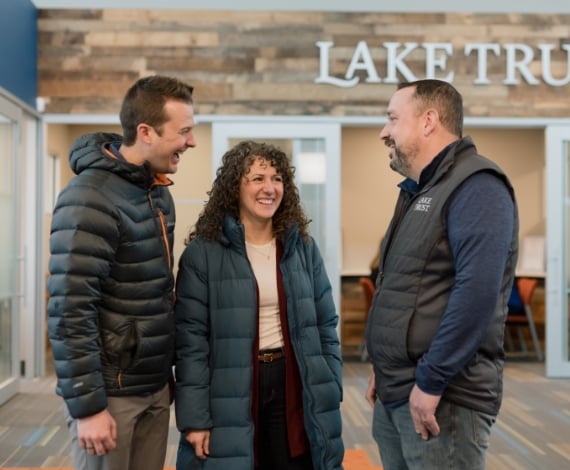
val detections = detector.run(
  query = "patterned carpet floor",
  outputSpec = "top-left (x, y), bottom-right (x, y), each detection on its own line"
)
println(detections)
top-left (2, 359), bottom-right (570, 469)
top-left (1, 448), bottom-right (382, 470)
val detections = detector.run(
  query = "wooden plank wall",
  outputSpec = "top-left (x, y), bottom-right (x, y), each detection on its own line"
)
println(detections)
top-left (37, 10), bottom-right (570, 117)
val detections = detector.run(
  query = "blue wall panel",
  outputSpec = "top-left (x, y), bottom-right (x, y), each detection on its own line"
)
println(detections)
top-left (0, 0), bottom-right (37, 108)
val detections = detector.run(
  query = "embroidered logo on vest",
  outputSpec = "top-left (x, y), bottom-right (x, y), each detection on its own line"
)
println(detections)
top-left (414, 197), bottom-right (432, 212)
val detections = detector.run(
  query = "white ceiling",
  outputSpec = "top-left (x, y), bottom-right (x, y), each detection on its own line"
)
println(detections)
top-left (28, 0), bottom-right (570, 14)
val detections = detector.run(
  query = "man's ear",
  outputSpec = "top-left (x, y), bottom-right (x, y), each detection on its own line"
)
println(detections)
top-left (423, 108), bottom-right (439, 136)
top-left (137, 123), bottom-right (153, 144)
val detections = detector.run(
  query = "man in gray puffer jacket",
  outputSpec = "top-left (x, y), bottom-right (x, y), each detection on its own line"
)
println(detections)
top-left (47, 75), bottom-right (196, 470)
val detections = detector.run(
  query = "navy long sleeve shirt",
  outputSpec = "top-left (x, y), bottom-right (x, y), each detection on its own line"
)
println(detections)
top-left (416, 172), bottom-right (514, 395)
top-left (399, 147), bottom-right (515, 397)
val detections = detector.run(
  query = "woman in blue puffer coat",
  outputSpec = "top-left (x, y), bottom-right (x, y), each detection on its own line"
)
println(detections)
top-left (174, 140), bottom-right (344, 470)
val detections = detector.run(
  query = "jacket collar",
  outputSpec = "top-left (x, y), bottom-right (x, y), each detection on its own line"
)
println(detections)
top-left (399, 136), bottom-right (476, 195)
top-left (220, 214), bottom-right (301, 259)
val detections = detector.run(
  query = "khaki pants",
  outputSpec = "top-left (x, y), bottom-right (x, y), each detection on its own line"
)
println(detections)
top-left (64, 383), bottom-right (170, 470)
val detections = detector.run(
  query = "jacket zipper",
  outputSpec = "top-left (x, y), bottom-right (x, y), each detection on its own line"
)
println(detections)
top-left (147, 193), bottom-right (172, 270)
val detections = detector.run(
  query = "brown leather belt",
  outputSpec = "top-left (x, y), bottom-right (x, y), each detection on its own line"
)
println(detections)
top-left (258, 348), bottom-right (285, 363)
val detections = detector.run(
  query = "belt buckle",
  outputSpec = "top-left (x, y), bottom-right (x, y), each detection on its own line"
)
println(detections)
top-left (261, 352), bottom-right (274, 363)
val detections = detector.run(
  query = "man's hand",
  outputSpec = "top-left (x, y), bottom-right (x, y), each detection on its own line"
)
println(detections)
top-left (186, 429), bottom-right (211, 459)
top-left (365, 371), bottom-right (377, 408)
top-left (409, 384), bottom-right (441, 440)
top-left (77, 409), bottom-right (117, 456)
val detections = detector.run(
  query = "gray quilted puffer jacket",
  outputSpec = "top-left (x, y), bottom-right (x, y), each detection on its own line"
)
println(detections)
top-left (48, 132), bottom-right (175, 419)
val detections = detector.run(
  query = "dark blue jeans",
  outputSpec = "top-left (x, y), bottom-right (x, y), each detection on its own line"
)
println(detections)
top-left (372, 398), bottom-right (495, 470)
top-left (257, 357), bottom-right (313, 470)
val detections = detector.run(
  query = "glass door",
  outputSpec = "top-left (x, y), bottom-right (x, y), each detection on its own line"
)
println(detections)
top-left (0, 96), bottom-right (21, 405)
top-left (212, 122), bottom-right (342, 326)
top-left (545, 125), bottom-right (570, 377)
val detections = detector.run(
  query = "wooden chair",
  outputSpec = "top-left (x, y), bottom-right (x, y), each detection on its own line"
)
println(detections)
top-left (505, 277), bottom-right (543, 361)
top-left (358, 277), bottom-right (376, 361)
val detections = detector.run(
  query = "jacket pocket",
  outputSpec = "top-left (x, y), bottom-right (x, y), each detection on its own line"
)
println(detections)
top-left (101, 320), bottom-right (139, 370)
top-left (118, 320), bottom-right (138, 370)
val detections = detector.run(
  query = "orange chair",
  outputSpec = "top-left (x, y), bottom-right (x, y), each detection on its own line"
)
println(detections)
top-left (358, 277), bottom-right (376, 361)
top-left (505, 277), bottom-right (543, 361)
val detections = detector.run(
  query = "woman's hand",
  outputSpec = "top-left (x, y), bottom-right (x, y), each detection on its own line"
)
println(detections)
top-left (186, 429), bottom-right (211, 459)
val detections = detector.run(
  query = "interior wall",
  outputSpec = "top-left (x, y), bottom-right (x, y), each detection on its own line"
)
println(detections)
top-left (47, 124), bottom-right (545, 279)
top-left (36, 9), bottom-right (570, 119)
top-left (469, 128), bottom-right (545, 237)
top-left (0, 0), bottom-right (37, 108)
top-left (341, 127), bottom-right (401, 275)
top-left (169, 125), bottom-right (213, 269)
top-left (340, 127), bottom-right (545, 276)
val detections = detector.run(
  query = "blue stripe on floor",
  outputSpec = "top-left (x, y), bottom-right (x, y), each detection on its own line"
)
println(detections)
top-left (23, 426), bottom-right (47, 446)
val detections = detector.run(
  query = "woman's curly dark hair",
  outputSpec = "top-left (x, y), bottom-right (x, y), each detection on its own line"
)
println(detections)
top-left (187, 140), bottom-right (311, 243)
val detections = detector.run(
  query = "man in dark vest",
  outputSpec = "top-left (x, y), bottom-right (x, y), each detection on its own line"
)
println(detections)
top-left (365, 79), bottom-right (518, 470)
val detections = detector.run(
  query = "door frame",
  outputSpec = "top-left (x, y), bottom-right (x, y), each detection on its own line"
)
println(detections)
top-left (545, 125), bottom-right (570, 377)
top-left (0, 90), bottom-right (43, 407)
top-left (212, 121), bottom-right (342, 329)
top-left (0, 94), bottom-right (21, 405)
